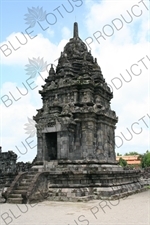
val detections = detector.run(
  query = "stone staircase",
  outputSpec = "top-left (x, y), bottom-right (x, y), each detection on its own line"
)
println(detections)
top-left (2, 166), bottom-right (49, 204)
top-left (2, 161), bottom-right (57, 204)
top-left (6, 172), bottom-right (36, 204)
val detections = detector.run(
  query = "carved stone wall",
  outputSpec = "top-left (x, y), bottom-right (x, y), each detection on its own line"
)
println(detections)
top-left (34, 22), bottom-right (118, 163)
top-left (0, 150), bottom-right (17, 175)
top-left (0, 148), bottom-right (32, 201)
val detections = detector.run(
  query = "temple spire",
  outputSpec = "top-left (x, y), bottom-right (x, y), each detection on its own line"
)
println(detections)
top-left (73, 22), bottom-right (79, 38)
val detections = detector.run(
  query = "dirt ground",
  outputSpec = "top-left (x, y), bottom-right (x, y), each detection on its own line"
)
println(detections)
top-left (0, 190), bottom-right (150, 225)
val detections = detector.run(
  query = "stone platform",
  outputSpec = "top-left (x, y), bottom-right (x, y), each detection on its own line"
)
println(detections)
top-left (29, 160), bottom-right (145, 202)
top-left (3, 160), bottom-right (145, 204)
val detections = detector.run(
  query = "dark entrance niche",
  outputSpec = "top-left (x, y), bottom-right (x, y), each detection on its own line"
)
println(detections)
top-left (45, 132), bottom-right (57, 160)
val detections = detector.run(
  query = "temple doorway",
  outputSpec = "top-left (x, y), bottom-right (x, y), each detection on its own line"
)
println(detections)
top-left (45, 132), bottom-right (57, 160)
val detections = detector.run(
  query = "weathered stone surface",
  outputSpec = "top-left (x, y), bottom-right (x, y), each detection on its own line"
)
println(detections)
top-left (0, 150), bottom-right (17, 175)
top-left (0, 147), bottom-right (33, 203)
top-left (34, 22), bottom-right (117, 163)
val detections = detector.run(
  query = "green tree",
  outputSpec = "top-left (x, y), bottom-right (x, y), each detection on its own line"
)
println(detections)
top-left (124, 151), bottom-right (139, 156)
top-left (117, 153), bottom-right (122, 156)
top-left (141, 151), bottom-right (150, 168)
top-left (119, 157), bottom-right (127, 167)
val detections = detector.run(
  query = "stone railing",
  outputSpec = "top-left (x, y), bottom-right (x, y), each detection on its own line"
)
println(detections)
top-left (25, 172), bottom-right (49, 203)
top-left (0, 173), bottom-right (17, 203)
top-left (2, 172), bottom-right (28, 200)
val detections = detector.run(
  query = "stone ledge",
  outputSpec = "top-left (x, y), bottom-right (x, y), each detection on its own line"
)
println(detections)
top-left (58, 160), bottom-right (118, 165)
top-left (46, 182), bottom-right (146, 202)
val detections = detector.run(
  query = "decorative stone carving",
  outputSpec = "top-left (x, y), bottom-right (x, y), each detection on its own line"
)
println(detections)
top-left (58, 78), bottom-right (63, 87)
top-left (82, 104), bottom-right (88, 112)
top-left (61, 103), bottom-right (71, 115)
top-left (69, 102), bottom-right (75, 112)
top-left (43, 100), bottom-right (49, 113)
top-left (34, 22), bottom-right (118, 163)
top-left (53, 94), bottom-right (59, 106)
top-left (49, 81), bottom-right (56, 89)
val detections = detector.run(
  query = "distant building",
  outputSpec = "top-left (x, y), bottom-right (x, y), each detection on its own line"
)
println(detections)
top-left (116, 155), bottom-right (141, 168)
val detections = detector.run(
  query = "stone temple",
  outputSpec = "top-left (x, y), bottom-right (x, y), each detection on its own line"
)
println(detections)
top-left (3, 23), bottom-right (144, 203)
top-left (35, 22), bottom-right (117, 164)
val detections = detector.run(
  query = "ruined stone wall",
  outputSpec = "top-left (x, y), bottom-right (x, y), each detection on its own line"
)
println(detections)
top-left (0, 150), bottom-right (17, 175)
top-left (16, 162), bottom-right (32, 172)
top-left (0, 150), bottom-right (18, 202)
top-left (141, 167), bottom-right (150, 179)
top-left (0, 148), bottom-right (32, 199)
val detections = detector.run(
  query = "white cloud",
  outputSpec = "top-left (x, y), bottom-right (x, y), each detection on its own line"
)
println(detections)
top-left (46, 28), bottom-right (54, 37)
top-left (61, 26), bottom-right (71, 39)
top-left (84, 0), bottom-right (150, 154)
top-left (0, 31), bottom-right (70, 161)
top-left (0, 81), bottom-right (40, 161)
top-left (0, 32), bottom-right (68, 65)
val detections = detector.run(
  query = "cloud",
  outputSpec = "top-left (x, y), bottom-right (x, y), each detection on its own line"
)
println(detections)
top-left (84, 0), bottom-right (149, 51)
top-left (0, 81), bottom-right (39, 161)
top-left (84, 0), bottom-right (150, 154)
top-left (85, 0), bottom-right (149, 33)
top-left (61, 26), bottom-right (71, 39)
top-left (46, 28), bottom-right (55, 37)
top-left (0, 32), bottom-right (68, 65)
top-left (0, 30), bottom-right (70, 162)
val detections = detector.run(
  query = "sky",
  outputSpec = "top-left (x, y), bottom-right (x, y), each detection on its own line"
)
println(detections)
top-left (0, 0), bottom-right (150, 162)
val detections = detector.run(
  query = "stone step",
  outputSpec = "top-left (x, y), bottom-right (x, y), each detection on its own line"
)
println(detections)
top-left (17, 186), bottom-right (29, 190)
top-left (21, 178), bottom-right (33, 182)
top-left (5, 171), bottom-right (39, 204)
top-left (13, 190), bottom-right (27, 194)
top-left (30, 167), bottom-right (40, 172)
top-left (7, 198), bottom-right (23, 204)
top-left (26, 174), bottom-right (36, 179)
top-left (9, 193), bottom-right (22, 198)
top-left (19, 182), bottom-right (30, 186)
top-left (28, 171), bottom-right (37, 174)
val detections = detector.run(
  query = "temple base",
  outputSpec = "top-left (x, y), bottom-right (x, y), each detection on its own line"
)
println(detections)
top-left (29, 161), bottom-right (146, 203)
top-left (4, 160), bottom-right (146, 204)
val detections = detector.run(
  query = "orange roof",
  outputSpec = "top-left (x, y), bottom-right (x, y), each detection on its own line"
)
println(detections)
top-left (116, 155), bottom-right (139, 161)
top-left (127, 160), bottom-right (141, 165)
top-left (116, 155), bottom-right (141, 165)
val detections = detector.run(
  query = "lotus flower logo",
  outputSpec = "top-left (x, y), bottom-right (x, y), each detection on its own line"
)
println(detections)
top-left (24, 7), bottom-right (47, 28)
top-left (25, 57), bottom-right (47, 78)
top-left (24, 117), bottom-right (36, 138)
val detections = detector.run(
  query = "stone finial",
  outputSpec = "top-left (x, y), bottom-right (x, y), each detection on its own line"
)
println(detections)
top-left (73, 22), bottom-right (79, 38)
top-left (49, 64), bottom-right (55, 75)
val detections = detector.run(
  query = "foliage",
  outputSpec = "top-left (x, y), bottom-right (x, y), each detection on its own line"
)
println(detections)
top-left (118, 157), bottom-right (127, 167)
top-left (141, 151), bottom-right (150, 168)
top-left (124, 151), bottom-right (139, 156)
top-left (117, 153), bottom-right (122, 156)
